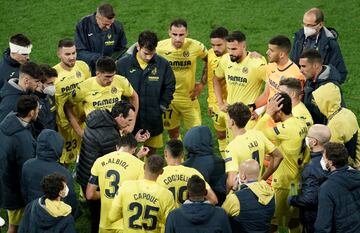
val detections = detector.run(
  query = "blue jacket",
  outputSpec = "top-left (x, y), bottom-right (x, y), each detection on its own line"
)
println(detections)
top-left (303, 65), bottom-right (345, 124)
top-left (117, 49), bottom-right (175, 136)
top-left (183, 126), bottom-right (227, 204)
top-left (289, 151), bottom-right (327, 233)
top-left (75, 13), bottom-right (127, 74)
top-left (165, 201), bottom-right (231, 233)
top-left (0, 112), bottom-right (36, 209)
top-left (0, 78), bottom-right (27, 122)
top-left (33, 92), bottom-right (57, 137)
top-left (315, 166), bottom-right (360, 233)
top-left (0, 48), bottom-right (21, 90)
top-left (18, 197), bottom-right (76, 233)
top-left (291, 27), bottom-right (347, 83)
top-left (21, 129), bottom-right (78, 215)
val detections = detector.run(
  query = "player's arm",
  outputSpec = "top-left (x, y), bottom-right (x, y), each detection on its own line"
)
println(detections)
top-left (64, 100), bottom-right (84, 137)
top-left (86, 175), bottom-right (100, 200)
top-left (191, 55), bottom-right (208, 100)
top-left (74, 22), bottom-right (101, 66)
top-left (128, 90), bottom-right (139, 116)
top-left (222, 193), bottom-right (240, 217)
top-left (261, 148), bottom-right (283, 181)
top-left (255, 82), bottom-right (270, 108)
top-left (206, 186), bottom-right (218, 205)
top-left (226, 171), bottom-right (237, 193)
top-left (213, 75), bottom-right (228, 112)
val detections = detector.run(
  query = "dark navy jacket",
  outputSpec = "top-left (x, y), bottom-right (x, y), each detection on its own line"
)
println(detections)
top-left (21, 129), bottom-right (78, 215)
top-left (231, 185), bottom-right (275, 233)
top-left (183, 126), bottom-right (227, 204)
top-left (18, 197), bottom-right (76, 233)
top-left (76, 109), bottom-right (119, 187)
top-left (0, 78), bottom-right (27, 122)
top-left (117, 49), bottom-right (175, 136)
top-left (291, 27), bottom-right (347, 83)
top-left (0, 112), bottom-right (36, 209)
top-left (289, 151), bottom-right (327, 233)
top-left (33, 92), bottom-right (57, 137)
top-left (315, 166), bottom-right (360, 233)
top-left (165, 201), bottom-right (231, 233)
top-left (0, 48), bottom-right (21, 89)
top-left (303, 65), bottom-right (345, 124)
top-left (75, 13), bottom-right (127, 74)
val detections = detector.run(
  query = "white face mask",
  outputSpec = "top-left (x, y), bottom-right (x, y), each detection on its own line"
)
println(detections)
top-left (305, 137), bottom-right (311, 148)
top-left (61, 184), bottom-right (69, 198)
top-left (320, 157), bottom-right (328, 171)
top-left (304, 26), bottom-right (317, 38)
top-left (43, 85), bottom-right (55, 96)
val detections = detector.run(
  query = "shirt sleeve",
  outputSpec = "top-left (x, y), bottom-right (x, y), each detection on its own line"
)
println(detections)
top-left (196, 41), bottom-right (208, 59)
top-left (222, 193), bottom-right (240, 216)
top-left (224, 143), bottom-right (239, 173)
top-left (120, 76), bottom-right (134, 97)
top-left (214, 56), bottom-right (225, 79)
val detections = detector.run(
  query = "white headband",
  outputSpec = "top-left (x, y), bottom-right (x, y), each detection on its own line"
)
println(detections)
top-left (9, 42), bottom-right (32, 54)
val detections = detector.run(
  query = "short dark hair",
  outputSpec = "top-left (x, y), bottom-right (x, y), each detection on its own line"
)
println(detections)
top-left (170, 19), bottom-right (187, 29)
top-left (306, 8), bottom-right (324, 23)
top-left (187, 175), bottom-right (206, 197)
top-left (117, 133), bottom-right (137, 149)
top-left (10, 34), bottom-right (31, 47)
top-left (145, 154), bottom-right (165, 174)
top-left (111, 100), bottom-right (135, 119)
top-left (277, 92), bottom-right (292, 115)
top-left (165, 139), bottom-right (184, 158)
top-left (97, 3), bottom-right (115, 19)
top-left (279, 78), bottom-right (302, 96)
top-left (39, 64), bottom-right (58, 82)
top-left (226, 31), bottom-right (246, 43)
top-left (227, 102), bottom-right (251, 128)
top-left (138, 31), bottom-right (158, 51)
top-left (58, 38), bottom-right (75, 48)
top-left (17, 95), bottom-right (39, 118)
top-left (269, 35), bottom-right (291, 54)
top-left (41, 172), bottom-right (66, 200)
top-left (96, 56), bottom-right (116, 73)
top-left (19, 62), bottom-right (42, 80)
top-left (324, 142), bottom-right (348, 168)
top-left (210, 27), bottom-right (229, 39)
top-left (299, 49), bottom-right (323, 64)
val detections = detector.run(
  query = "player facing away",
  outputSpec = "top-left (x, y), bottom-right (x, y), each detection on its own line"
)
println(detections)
top-left (157, 19), bottom-right (208, 139)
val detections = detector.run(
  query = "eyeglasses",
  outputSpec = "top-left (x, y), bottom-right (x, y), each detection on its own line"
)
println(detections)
top-left (302, 22), bottom-right (320, 27)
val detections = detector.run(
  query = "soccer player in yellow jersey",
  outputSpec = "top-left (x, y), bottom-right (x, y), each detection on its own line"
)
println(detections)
top-left (225, 102), bottom-right (283, 192)
top-left (279, 78), bottom-right (313, 128)
top-left (255, 35), bottom-right (305, 108)
top-left (254, 93), bottom-right (307, 233)
top-left (157, 139), bottom-right (218, 207)
top-left (109, 155), bottom-right (175, 233)
top-left (207, 27), bottom-right (228, 158)
top-left (66, 56), bottom-right (139, 137)
top-left (86, 134), bottom-right (148, 232)
top-left (157, 19), bottom-right (208, 139)
top-left (53, 38), bottom-right (91, 165)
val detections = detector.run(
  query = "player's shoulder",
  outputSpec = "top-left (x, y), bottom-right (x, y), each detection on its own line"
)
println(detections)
top-left (53, 63), bottom-right (61, 71)
top-left (246, 53), bottom-right (267, 66)
top-left (157, 38), bottom-right (172, 49)
top-left (75, 60), bottom-right (90, 70)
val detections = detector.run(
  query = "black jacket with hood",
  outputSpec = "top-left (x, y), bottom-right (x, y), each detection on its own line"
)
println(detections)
top-left (0, 78), bottom-right (27, 122)
top-left (0, 48), bottom-right (21, 90)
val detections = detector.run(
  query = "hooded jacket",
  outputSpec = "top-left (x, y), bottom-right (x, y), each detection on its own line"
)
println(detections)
top-left (165, 200), bottom-right (231, 233)
top-left (21, 129), bottom-right (78, 215)
top-left (313, 84), bottom-right (360, 167)
top-left (291, 27), bottom-right (347, 83)
top-left (0, 48), bottom-right (21, 89)
top-left (303, 65), bottom-right (345, 124)
top-left (117, 48), bottom-right (175, 137)
top-left (183, 126), bottom-right (227, 204)
top-left (18, 197), bottom-right (76, 233)
top-left (222, 180), bottom-right (275, 233)
top-left (0, 78), bottom-right (27, 122)
top-left (0, 112), bottom-right (35, 209)
top-left (315, 166), bottom-right (360, 233)
top-left (76, 109), bottom-right (120, 187)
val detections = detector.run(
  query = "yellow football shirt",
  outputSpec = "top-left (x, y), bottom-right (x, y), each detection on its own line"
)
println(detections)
top-left (109, 179), bottom-right (175, 233)
top-left (254, 114), bottom-right (307, 189)
top-left (207, 48), bottom-right (227, 107)
top-left (215, 53), bottom-right (267, 105)
top-left (225, 129), bottom-right (276, 174)
top-left (53, 61), bottom-right (91, 128)
top-left (266, 60), bottom-right (305, 99)
top-left (157, 38), bottom-right (207, 101)
top-left (90, 151), bottom-right (144, 230)
top-left (70, 75), bottom-right (134, 115)
top-left (292, 102), bottom-right (313, 128)
top-left (156, 165), bottom-right (210, 208)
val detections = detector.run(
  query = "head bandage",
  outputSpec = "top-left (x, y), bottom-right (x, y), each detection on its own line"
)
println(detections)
top-left (9, 42), bottom-right (32, 54)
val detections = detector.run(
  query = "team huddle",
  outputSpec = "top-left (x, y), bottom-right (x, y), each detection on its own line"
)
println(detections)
top-left (0, 2), bottom-right (360, 233)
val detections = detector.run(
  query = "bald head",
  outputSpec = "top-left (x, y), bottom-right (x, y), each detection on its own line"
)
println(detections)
top-left (239, 159), bottom-right (260, 181)
top-left (304, 8), bottom-right (324, 24)
top-left (308, 124), bottom-right (331, 145)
